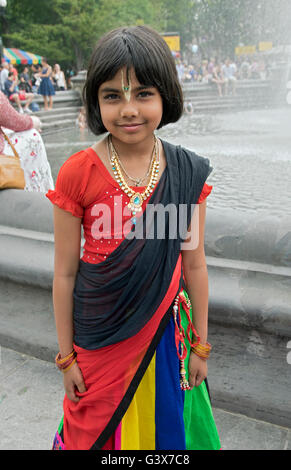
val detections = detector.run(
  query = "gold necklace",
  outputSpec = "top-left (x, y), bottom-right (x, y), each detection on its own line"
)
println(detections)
top-left (112, 140), bottom-right (156, 187)
top-left (108, 134), bottom-right (160, 218)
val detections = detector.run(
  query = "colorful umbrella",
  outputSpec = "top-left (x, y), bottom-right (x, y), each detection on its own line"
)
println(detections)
top-left (2, 48), bottom-right (42, 65)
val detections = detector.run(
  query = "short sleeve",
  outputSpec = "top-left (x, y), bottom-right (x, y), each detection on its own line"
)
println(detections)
top-left (197, 182), bottom-right (213, 204)
top-left (46, 152), bottom-right (87, 218)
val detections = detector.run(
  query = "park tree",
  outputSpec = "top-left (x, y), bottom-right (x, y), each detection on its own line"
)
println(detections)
top-left (3, 0), bottom-right (101, 69)
top-left (2, 0), bottom-right (290, 69)
top-left (2, 0), bottom-right (166, 70)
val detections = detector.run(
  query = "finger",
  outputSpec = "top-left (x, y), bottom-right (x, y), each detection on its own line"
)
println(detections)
top-left (66, 385), bottom-right (80, 403)
top-left (75, 367), bottom-right (87, 394)
top-left (67, 391), bottom-right (79, 403)
top-left (195, 375), bottom-right (205, 388)
top-left (76, 379), bottom-right (86, 394)
top-left (188, 373), bottom-right (197, 390)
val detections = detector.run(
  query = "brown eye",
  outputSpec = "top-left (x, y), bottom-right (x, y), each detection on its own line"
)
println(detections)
top-left (104, 94), bottom-right (120, 100)
top-left (138, 91), bottom-right (154, 98)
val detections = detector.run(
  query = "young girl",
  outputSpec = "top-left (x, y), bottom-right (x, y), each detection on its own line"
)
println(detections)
top-left (38, 58), bottom-right (55, 110)
top-left (46, 25), bottom-right (221, 451)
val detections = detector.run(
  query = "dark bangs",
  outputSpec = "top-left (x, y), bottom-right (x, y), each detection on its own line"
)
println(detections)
top-left (83, 25), bottom-right (184, 135)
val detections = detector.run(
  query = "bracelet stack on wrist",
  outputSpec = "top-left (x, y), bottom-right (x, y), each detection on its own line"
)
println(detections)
top-left (55, 350), bottom-right (77, 373)
top-left (191, 342), bottom-right (212, 360)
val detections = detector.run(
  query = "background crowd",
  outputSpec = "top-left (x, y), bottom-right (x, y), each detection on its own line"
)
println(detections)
top-left (176, 55), bottom-right (269, 96)
top-left (0, 53), bottom-right (270, 111)
top-left (0, 60), bottom-right (73, 112)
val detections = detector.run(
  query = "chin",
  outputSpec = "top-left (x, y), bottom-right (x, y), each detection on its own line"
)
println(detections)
top-left (116, 126), bottom-right (158, 140)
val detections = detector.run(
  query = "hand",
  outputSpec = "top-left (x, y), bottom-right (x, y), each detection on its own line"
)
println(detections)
top-left (31, 115), bottom-right (42, 131)
top-left (63, 361), bottom-right (87, 403)
top-left (188, 352), bottom-right (208, 389)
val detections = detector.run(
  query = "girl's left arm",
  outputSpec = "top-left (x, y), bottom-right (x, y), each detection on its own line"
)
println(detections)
top-left (182, 200), bottom-right (209, 343)
top-left (181, 200), bottom-right (209, 388)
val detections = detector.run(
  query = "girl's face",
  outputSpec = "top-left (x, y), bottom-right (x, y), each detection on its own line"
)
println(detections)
top-left (98, 66), bottom-right (163, 144)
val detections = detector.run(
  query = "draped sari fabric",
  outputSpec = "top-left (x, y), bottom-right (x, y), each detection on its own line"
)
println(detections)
top-left (62, 140), bottom-right (213, 450)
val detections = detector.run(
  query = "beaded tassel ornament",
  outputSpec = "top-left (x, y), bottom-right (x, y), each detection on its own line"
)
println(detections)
top-left (173, 290), bottom-right (200, 390)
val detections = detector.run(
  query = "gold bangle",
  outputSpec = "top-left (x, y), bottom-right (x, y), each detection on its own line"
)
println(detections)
top-left (62, 357), bottom-right (77, 373)
top-left (191, 342), bottom-right (212, 360)
top-left (55, 349), bottom-right (75, 365)
top-left (191, 350), bottom-right (210, 360)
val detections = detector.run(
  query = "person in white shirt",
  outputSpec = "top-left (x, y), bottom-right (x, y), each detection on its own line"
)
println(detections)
top-left (176, 61), bottom-right (185, 83)
top-left (221, 58), bottom-right (237, 96)
top-left (0, 61), bottom-right (9, 92)
top-left (52, 64), bottom-right (67, 91)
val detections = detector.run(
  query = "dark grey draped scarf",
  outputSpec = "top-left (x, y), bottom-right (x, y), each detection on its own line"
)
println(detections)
top-left (73, 139), bottom-right (213, 350)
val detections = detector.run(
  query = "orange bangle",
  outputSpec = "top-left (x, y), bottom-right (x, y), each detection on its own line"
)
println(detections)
top-left (191, 342), bottom-right (212, 360)
top-left (55, 350), bottom-right (77, 370)
top-left (55, 350), bottom-right (75, 365)
top-left (62, 357), bottom-right (77, 373)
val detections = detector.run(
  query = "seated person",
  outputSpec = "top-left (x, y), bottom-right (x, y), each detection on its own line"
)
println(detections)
top-left (4, 72), bottom-right (34, 114)
top-left (30, 64), bottom-right (42, 93)
top-left (19, 66), bottom-right (32, 93)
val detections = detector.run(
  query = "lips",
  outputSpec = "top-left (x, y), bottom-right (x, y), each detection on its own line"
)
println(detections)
top-left (118, 122), bottom-right (145, 132)
top-left (119, 123), bottom-right (144, 127)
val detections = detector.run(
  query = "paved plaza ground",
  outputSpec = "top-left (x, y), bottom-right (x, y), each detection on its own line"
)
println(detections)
top-left (0, 346), bottom-right (290, 451)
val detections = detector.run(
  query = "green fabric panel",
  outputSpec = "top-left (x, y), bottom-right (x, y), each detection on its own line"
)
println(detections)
top-left (57, 415), bottom-right (64, 434)
top-left (181, 289), bottom-right (221, 450)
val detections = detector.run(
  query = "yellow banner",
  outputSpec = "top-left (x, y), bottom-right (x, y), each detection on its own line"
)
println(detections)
top-left (259, 42), bottom-right (273, 52)
top-left (162, 35), bottom-right (180, 52)
top-left (235, 45), bottom-right (256, 56)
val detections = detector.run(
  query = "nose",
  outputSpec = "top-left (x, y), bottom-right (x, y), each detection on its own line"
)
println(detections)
top-left (120, 100), bottom-right (139, 119)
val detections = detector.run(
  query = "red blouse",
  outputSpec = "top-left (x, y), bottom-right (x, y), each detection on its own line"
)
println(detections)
top-left (46, 147), bottom-right (213, 264)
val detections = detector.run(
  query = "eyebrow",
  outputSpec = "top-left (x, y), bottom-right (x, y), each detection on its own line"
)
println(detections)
top-left (100, 85), bottom-right (153, 93)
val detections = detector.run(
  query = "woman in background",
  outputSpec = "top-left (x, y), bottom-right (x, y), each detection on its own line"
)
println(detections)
top-left (38, 57), bottom-right (55, 110)
top-left (52, 64), bottom-right (67, 91)
top-left (0, 91), bottom-right (54, 192)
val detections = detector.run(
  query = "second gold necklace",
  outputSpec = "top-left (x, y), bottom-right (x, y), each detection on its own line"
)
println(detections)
top-left (108, 134), bottom-right (160, 219)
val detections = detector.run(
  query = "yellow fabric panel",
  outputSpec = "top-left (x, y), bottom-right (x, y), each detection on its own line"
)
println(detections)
top-left (121, 352), bottom-right (156, 450)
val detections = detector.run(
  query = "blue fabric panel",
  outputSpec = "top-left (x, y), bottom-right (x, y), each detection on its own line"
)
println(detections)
top-left (155, 316), bottom-right (186, 450)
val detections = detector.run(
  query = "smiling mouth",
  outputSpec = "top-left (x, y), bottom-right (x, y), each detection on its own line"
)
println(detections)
top-left (119, 123), bottom-right (145, 127)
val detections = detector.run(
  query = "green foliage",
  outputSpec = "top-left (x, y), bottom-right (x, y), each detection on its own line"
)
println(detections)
top-left (2, 0), bottom-right (166, 70)
top-left (3, 0), bottom-right (101, 69)
top-left (1, 0), bottom-right (290, 69)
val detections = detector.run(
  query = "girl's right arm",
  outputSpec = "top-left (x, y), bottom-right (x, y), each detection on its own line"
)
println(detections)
top-left (53, 205), bottom-right (86, 402)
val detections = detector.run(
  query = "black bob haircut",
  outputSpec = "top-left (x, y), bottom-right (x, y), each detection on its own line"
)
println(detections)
top-left (83, 25), bottom-right (184, 135)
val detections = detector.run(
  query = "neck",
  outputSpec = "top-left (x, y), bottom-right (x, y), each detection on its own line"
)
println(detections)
top-left (110, 133), bottom-right (156, 162)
